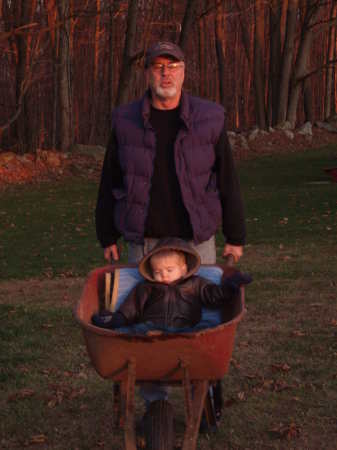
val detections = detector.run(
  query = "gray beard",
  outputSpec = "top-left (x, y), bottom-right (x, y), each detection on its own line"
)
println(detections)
top-left (153, 85), bottom-right (177, 99)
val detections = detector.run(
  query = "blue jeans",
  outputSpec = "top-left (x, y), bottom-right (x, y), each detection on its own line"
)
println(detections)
top-left (127, 236), bottom-right (216, 405)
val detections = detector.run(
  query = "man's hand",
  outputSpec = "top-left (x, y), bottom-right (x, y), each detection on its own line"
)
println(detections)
top-left (104, 244), bottom-right (120, 262)
top-left (223, 244), bottom-right (243, 263)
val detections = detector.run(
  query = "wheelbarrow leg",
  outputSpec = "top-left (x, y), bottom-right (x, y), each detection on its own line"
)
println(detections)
top-left (181, 365), bottom-right (208, 450)
top-left (113, 383), bottom-right (123, 429)
top-left (119, 359), bottom-right (137, 450)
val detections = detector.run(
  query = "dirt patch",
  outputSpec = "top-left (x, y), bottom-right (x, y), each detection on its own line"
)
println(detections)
top-left (0, 148), bottom-right (103, 187)
top-left (0, 277), bottom-right (85, 307)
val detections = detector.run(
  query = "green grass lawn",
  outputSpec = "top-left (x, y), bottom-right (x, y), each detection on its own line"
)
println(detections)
top-left (0, 145), bottom-right (336, 449)
top-left (0, 180), bottom-right (103, 279)
top-left (1, 145), bottom-right (336, 281)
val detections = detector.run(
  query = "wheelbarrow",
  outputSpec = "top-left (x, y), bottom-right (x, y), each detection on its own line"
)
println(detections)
top-left (74, 263), bottom-right (246, 450)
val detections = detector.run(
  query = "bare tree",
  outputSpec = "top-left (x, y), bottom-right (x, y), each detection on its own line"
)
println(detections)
top-left (198, 1), bottom-right (208, 98)
top-left (115, 0), bottom-right (138, 106)
top-left (214, 1), bottom-right (226, 107)
top-left (10, 1), bottom-right (37, 153)
top-left (324, 0), bottom-right (337, 119)
top-left (56, 0), bottom-right (73, 151)
top-left (277, 0), bottom-right (299, 124)
top-left (179, 0), bottom-right (198, 50)
top-left (254, 0), bottom-right (267, 129)
top-left (268, 0), bottom-right (282, 126)
top-left (107, 1), bottom-right (116, 109)
top-left (287, 1), bottom-right (321, 126)
top-left (89, 0), bottom-right (101, 142)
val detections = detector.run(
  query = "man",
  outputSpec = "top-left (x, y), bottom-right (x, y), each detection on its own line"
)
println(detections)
top-left (96, 41), bottom-right (246, 265)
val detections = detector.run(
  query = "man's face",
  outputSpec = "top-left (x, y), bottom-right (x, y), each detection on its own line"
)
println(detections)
top-left (146, 56), bottom-right (185, 104)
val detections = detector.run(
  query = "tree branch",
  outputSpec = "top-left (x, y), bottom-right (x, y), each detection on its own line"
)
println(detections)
top-left (296, 58), bottom-right (337, 83)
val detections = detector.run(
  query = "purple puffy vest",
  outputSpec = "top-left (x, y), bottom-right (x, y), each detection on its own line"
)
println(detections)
top-left (112, 91), bottom-right (224, 244)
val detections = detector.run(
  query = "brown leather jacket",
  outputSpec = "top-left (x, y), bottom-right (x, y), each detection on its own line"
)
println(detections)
top-left (118, 238), bottom-right (235, 328)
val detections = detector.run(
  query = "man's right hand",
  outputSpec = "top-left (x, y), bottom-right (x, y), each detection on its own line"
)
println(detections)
top-left (104, 244), bottom-right (120, 262)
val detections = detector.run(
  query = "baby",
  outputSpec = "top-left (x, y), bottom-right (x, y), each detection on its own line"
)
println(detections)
top-left (92, 237), bottom-right (251, 331)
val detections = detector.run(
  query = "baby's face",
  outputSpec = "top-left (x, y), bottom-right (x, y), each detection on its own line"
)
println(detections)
top-left (150, 254), bottom-right (187, 284)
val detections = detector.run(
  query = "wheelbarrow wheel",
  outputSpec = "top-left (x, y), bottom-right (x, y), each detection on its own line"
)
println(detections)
top-left (200, 381), bottom-right (223, 433)
top-left (143, 399), bottom-right (175, 450)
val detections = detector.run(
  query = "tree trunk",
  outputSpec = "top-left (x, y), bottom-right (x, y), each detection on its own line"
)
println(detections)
top-left (57, 0), bottom-right (72, 151)
top-left (324, 0), bottom-right (337, 119)
top-left (115, 0), bottom-right (138, 106)
top-left (234, 25), bottom-right (241, 129)
top-left (89, 0), bottom-right (101, 142)
top-left (51, 52), bottom-right (58, 149)
top-left (332, 53), bottom-right (336, 116)
top-left (14, 1), bottom-right (37, 153)
top-left (277, 0), bottom-right (299, 124)
top-left (303, 76), bottom-right (313, 122)
top-left (198, 13), bottom-right (206, 98)
top-left (268, 0), bottom-right (282, 126)
top-left (235, 0), bottom-right (252, 67)
top-left (253, 0), bottom-right (267, 129)
top-left (287, 2), bottom-right (320, 127)
top-left (198, 0), bottom-right (211, 98)
top-left (179, 0), bottom-right (198, 51)
top-left (108, 3), bottom-right (115, 110)
top-left (214, 2), bottom-right (226, 107)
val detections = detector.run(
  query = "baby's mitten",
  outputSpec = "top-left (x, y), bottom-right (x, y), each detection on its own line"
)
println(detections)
top-left (224, 272), bottom-right (252, 294)
top-left (92, 310), bottom-right (127, 329)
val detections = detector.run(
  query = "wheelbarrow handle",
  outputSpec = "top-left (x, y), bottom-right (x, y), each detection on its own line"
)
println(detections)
top-left (224, 253), bottom-right (235, 267)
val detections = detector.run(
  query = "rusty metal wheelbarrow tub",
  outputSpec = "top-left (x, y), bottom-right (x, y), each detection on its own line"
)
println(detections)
top-left (74, 264), bottom-right (246, 382)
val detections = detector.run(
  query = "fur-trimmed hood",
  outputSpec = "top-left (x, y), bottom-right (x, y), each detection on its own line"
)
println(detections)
top-left (138, 238), bottom-right (201, 282)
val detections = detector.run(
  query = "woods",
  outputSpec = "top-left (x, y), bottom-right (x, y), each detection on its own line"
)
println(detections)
top-left (1, 0), bottom-right (337, 153)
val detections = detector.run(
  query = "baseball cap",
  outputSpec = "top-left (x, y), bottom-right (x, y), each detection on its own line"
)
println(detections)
top-left (145, 41), bottom-right (185, 68)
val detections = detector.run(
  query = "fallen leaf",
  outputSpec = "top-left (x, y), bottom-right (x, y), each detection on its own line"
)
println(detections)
top-left (273, 380), bottom-right (293, 392)
top-left (292, 330), bottom-right (306, 337)
top-left (261, 378), bottom-right (274, 389)
top-left (282, 255), bottom-right (292, 261)
top-left (286, 423), bottom-right (301, 440)
top-left (271, 363), bottom-right (291, 372)
top-left (231, 358), bottom-right (241, 369)
top-left (48, 398), bottom-right (58, 409)
top-left (270, 422), bottom-right (300, 440)
top-left (47, 389), bottom-right (64, 408)
top-left (78, 371), bottom-right (88, 380)
top-left (28, 434), bottom-right (47, 445)
top-left (41, 368), bottom-right (58, 376)
top-left (237, 391), bottom-right (245, 401)
top-left (224, 397), bottom-right (237, 407)
top-left (244, 373), bottom-right (258, 379)
top-left (7, 388), bottom-right (35, 402)
top-left (69, 387), bottom-right (86, 400)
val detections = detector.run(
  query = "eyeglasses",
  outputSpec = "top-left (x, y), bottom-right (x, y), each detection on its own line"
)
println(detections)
top-left (150, 62), bottom-right (184, 73)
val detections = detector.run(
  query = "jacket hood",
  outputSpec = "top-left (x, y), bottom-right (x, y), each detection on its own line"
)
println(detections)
top-left (138, 238), bottom-right (201, 282)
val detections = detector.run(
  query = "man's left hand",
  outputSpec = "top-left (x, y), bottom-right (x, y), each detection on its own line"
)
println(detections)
top-left (223, 244), bottom-right (243, 263)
